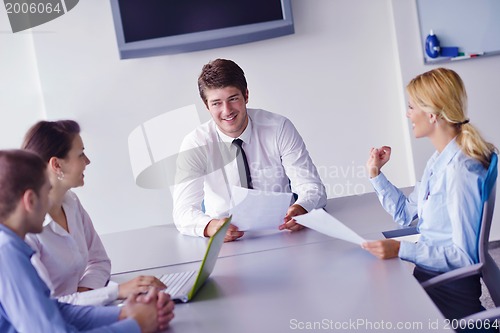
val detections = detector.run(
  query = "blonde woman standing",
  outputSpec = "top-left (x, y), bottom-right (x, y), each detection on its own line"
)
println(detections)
top-left (362, 68), bottom-right (497, 321)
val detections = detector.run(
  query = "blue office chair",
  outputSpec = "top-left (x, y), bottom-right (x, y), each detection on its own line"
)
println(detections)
top-left (421, 153), bottom-right (499, 313)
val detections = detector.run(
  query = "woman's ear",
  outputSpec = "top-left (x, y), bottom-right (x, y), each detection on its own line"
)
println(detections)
top-left (48, 157), bottom-right (62, 174)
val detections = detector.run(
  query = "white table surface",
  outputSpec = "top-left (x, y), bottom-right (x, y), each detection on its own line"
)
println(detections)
top-left (102, 188), bottom-right (451, 332)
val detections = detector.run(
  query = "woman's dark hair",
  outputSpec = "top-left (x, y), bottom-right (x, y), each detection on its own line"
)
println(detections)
top-left (21, 120), bottom-right (80, 162)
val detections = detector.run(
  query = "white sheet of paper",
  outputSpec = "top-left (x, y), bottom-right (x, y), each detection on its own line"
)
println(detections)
top-left (230, 186), bottom-right (293, 231)
top-left (294, 209), bottom-right (366, 245)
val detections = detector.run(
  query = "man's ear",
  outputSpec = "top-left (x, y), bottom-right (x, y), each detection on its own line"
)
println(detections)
top-left (244, 89), bottom-right (249, 104)
top-left (21, 189), bottom-right (37, 213)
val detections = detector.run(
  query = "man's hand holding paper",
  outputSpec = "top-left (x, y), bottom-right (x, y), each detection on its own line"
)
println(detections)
top-left (279, 204), bottom-right (307, 232)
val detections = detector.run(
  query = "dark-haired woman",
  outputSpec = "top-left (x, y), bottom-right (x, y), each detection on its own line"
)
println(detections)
top-left (23, 120), bottom-right (165, 305)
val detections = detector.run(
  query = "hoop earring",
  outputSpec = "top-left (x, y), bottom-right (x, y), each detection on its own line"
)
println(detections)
top-left (57, 171), bottom-right (65, 181)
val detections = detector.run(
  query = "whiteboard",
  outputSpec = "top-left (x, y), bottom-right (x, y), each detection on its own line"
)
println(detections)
top-left (417, 0), bottom-right (500, 63)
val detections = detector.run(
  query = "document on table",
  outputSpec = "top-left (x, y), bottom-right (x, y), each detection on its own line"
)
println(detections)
top-left (294, 209), bottom-right (366, 245)
top-left (230, 186), bottom-right (293, 231)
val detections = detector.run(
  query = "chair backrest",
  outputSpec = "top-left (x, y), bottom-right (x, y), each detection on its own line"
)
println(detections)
top-left (478, 153), bottom-right (498, 264)
top-left (477, 153), bottom-right (500, 306)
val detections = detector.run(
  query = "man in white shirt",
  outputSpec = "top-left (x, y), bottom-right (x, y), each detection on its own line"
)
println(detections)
top-left (173, 59), bottom-right (326, 241)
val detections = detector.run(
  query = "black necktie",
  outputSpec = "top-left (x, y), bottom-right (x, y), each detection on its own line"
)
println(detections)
top-left (232, 139), bottom-right (253, 189)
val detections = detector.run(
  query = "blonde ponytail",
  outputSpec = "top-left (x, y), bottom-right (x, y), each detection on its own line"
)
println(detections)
top-left (456, 123), bottom-right (497, 168)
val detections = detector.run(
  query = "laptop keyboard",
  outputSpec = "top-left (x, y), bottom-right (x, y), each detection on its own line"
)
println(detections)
top-left (160, 270), bottom-right (196, 297)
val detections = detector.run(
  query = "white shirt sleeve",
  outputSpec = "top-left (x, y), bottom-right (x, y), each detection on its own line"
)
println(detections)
top-left (56, 282), bottom-right (119, 306)
top-left (172, 136), bottom-right (214, 237)
top-left (173, 177), bottom-right (213, 237)
top-left (278, 118), bottom-right (327, 212)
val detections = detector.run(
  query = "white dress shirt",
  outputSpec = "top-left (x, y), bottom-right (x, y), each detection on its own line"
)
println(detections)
top-left (173, 108), bottom-right (327, 237)
top-left (25, 191), bottom-right (118, 305)
top-left (370, 139), bottom-right (487, 272)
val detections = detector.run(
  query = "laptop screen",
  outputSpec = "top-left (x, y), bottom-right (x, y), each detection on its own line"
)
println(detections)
top-left (187, 216), bottom-right (231, 299)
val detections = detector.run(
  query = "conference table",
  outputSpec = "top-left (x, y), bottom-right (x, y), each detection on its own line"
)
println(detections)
top-left (102, 189), bottom-right (451, 332)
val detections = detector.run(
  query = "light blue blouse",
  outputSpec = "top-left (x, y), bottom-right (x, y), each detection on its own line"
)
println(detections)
top-left (370, 139), bottom-right (487, 272)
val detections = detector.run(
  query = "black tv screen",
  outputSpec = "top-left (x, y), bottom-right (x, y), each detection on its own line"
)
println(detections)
top-left (110, 0), bottom-right (294, 59)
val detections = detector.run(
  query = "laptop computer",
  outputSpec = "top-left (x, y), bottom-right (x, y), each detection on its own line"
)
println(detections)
top-left (159, 216), bottom-right (231, 303)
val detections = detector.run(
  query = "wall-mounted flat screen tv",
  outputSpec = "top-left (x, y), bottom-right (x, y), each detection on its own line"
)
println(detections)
top-left (110, 0), bottom-right (294, 59)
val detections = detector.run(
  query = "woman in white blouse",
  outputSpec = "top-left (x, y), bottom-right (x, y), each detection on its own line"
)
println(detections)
top-left (22, 120), bottom-right (165, 306)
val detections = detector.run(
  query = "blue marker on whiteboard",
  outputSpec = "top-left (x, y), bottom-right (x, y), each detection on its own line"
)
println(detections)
top-left (425, 30), bottom-right (440, 58)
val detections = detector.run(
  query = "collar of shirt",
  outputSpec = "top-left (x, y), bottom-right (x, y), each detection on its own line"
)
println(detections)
top-left (215, 114), bottom-right (253, 145)
top-left (42, 191), bottom-right (74, 235)
top-left (0, 224), bottom-right (35, 258)
top-left (426, 137), bottom-right (461, 176)
top-left (42, 214), bottom-right (53, 228)
top-left (42, 214), bottom-right (71, 237)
